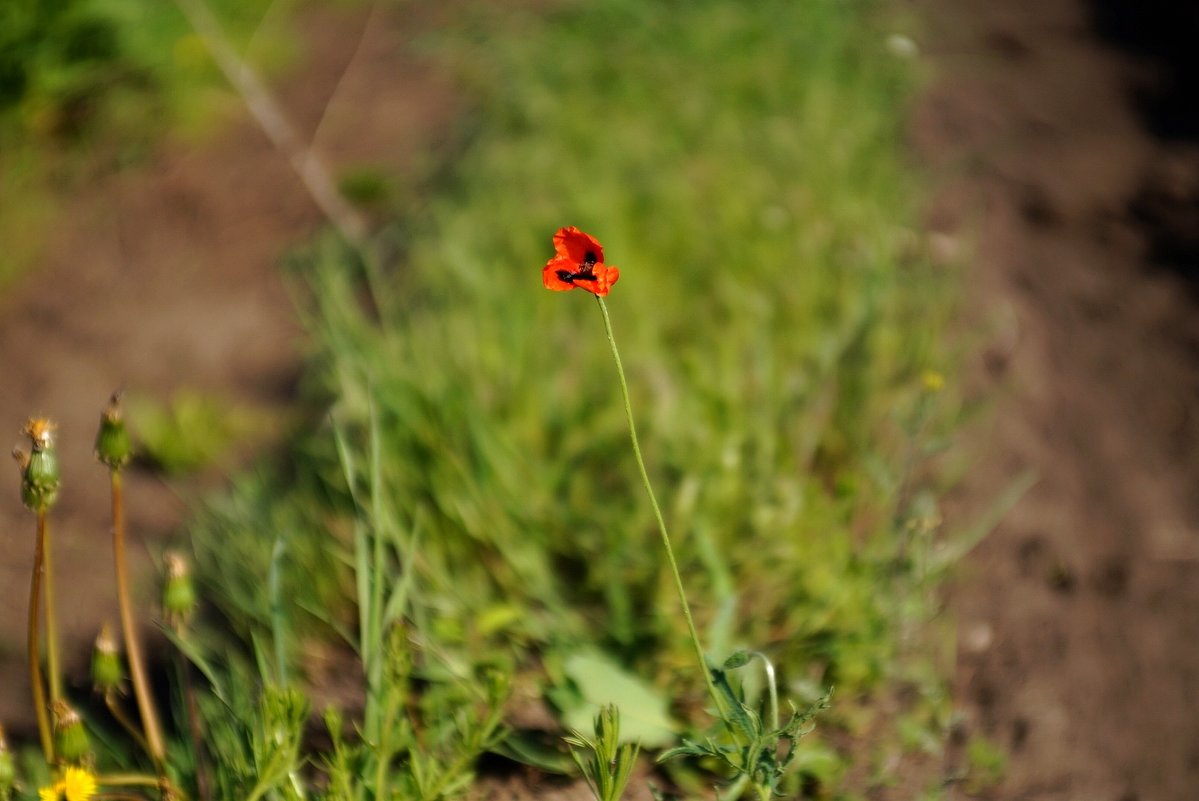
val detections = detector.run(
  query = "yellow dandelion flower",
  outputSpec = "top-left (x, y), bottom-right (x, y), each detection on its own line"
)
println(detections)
top-left (61, 766), bottom-right (97, 801)
top-left (23, 418), bottom-right (56, 449)
top-left (40, 768), bottom-right (97, 801)
top-left (920, 369), bottom-right (945, 394)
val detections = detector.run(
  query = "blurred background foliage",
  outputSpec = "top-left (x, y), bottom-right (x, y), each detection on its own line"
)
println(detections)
top-left (0, 0), bottom-right (298, 283)
top-left (0, 0), bottom-right (298, 137)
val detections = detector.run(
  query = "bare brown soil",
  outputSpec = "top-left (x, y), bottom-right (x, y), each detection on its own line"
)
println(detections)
top-left (0, 2), bottom-right (458, 733)
top-left (915, 0), bottom-right (1199, 799)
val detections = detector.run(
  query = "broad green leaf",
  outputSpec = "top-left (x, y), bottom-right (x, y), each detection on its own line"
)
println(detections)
top-left (561, 652), bottom-right (676, 749)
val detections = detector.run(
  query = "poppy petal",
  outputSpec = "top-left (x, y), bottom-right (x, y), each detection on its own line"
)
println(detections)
top-left (571, 263), bottom-right (619, 297)
top-left (553, 226), bottom-right (604, 265)
top-left (542, 256), bottom-right (578, 291)
top-left (594, 264), bottom-right (619, 296)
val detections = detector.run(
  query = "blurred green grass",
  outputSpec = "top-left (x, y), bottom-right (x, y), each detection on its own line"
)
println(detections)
top-left (0, 0), bottom-right (301, 284)
top-left (189, 0), bottom-right (958, 793)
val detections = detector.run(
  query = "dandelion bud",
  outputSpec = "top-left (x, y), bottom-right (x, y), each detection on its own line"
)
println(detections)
top-left (19, 418), bottom-right (60, 511)
top-left (163, 551), bottom-right (196, 624)
top-left (91, 624), bottom-right (123, 693)
top-left (0, 725), bottom-right (15, 800)
top-left (52, 701), bottom-right (91, 765)
top-left (94, 393), bottom-right (132, 470)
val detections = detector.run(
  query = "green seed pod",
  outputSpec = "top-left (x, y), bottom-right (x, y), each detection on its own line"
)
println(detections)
top-left (52, 701), bottom-right (92, 765)
top-left (26, 447), bottom-right (58, 482)
top-left (91, 624), bottom-right (123, 693)
top-left (163, 551), bottom-right (196, 623)
top-left (95, 393), bottom-right (132, 469)
top-left (19, 419), bottom-right (60, 512)
top-left (0, 725), bottom-right (15, 800)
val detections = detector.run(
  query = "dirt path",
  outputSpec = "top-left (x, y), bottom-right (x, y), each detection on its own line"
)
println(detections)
top-left (0, 2), bottom-right (457, 733)
top-left (914, 0), bottom-right (1199, 798)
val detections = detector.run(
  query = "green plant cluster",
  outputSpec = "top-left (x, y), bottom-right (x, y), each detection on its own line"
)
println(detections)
top-left (187, 0), bottom-right (961, 796)
top-left (661, 652), bottom-right (830, 801)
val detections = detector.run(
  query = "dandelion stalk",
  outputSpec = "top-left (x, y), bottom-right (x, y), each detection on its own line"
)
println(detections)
top-left (17, 419), bottom-right (62, 762)
top-left (101, 773), bottom-right (171, 788)
top-left (26, 511), bottom-right (53, 760)
top-left (41, 511), bottom-right (63, 705)
top-left (98, 770), bottom-right (188, 801)
top-left (595, 296), bottom-right (728, 720)
top-left (96, 394), bottom-right (166, 767)
top-left (110, 469), bottom-right (166, 765)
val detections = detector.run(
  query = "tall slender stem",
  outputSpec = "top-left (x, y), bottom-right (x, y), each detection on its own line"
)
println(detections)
top-left (100, 774), bottom-right (164, 787)
top-left (40, 512), bottom-right (63, 704)
top-left (595, 297), bottom-right (727, 719)
top-left (110, 471), bottom-right (166, 764)
top-left (27, 517), bottom-right (53, 760)
top-left (102, 775), bottom-right (191, 801)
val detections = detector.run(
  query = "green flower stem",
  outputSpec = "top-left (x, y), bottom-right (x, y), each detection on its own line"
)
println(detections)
top-left (27, 514), bottom-right (53, 761)
top-left (101, 772), bottom-right (178, 794)
top-left (40, 512), bottom-right (63, 705)
top-left (595, 296), bottom-right (728, 720)
top-left (101, 773), bottom-right (162, 786)
top-left (110, 470), bottom-right (166, 765)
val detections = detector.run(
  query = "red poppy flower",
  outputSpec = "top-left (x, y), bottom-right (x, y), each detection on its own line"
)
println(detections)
top-left (542, 226), bottom-right (620, 297)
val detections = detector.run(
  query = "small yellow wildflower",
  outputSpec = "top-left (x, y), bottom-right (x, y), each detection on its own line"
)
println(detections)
top-left (38, 766), bottom-right (97, 801)
top-left (920, 369), bottom-right (945, 394)
top-left (62, 766), bottom-right (97, 801)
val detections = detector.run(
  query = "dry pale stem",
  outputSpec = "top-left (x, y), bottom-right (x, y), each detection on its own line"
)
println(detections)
top-left (40, 512), bottom-right (63, 705)
top-left (111, 471), bottom-right (166, 764)
top-left (27, 515), bottom-right (53, 760)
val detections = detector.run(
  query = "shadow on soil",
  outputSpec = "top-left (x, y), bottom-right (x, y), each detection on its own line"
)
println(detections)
top-left (1089, 0), bottom-right (1199, 287)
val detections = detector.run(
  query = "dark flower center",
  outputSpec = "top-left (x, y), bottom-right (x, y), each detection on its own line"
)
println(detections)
top-left (556, 250), bottom-right (600, 284)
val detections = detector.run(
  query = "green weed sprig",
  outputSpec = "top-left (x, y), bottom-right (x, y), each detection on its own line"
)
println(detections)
top-left (566, 705), bottom-right (640, 801)
top-left (660, 651), bottom-right (830, 801)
